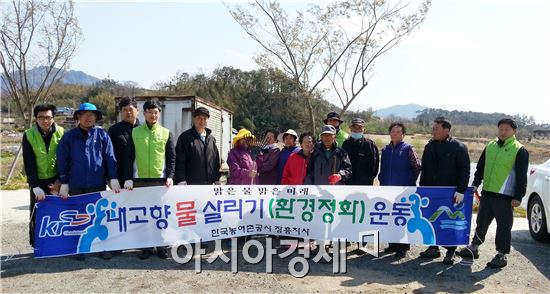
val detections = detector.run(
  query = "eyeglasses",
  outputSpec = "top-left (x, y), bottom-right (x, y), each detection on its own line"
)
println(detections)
top-left (37, 116), bottom-right (54, 121)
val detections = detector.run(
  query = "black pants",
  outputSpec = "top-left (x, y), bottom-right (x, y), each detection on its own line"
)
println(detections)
top-left (388, 243), bottom-right (410, 251)
top-left (29, 178), bottom-right (57, 247)
top-left (471, 192), bottom-right (514, 254)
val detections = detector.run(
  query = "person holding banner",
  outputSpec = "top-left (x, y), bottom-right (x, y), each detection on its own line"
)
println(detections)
top-left (378, 122), bottom-right (421, 259)
top-left (457, 118), bottom-right (529, 268)
top-left (174, 107), bottom-right (221, 185)
top-left (304, 125), bottom-right (352, 185)
top-left (227, 128), bottom-right (258, 185)
top-left (418, 117), bottom-right (470, 265)
top-left (22, 104), bottom-right (64, 248)
top-left (282, 132), bottom-right (314, 185)
top-left (56, 103), bottom-right (120, 260)
top-left (132, 99), bottom-right (176, 259)
top-left (108, 97), bottom-right (141, 190)
top-left (342, 118), bottom-right (379, 186)
top-left (256, 130), bottom-right (280, 185)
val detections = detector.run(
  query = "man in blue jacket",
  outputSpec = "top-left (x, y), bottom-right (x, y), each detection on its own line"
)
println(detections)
top-left (56, 103), bottom-right (120, 259)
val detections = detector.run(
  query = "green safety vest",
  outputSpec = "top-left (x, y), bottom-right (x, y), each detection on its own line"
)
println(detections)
top-left (132, 123), bottom-right (169, 178)
top-left (483, 135), bottom-right (523, 196)
top-left (24, 124), bottom-right (64, 179)
top-left (336, 130), bottom-right (349, 147)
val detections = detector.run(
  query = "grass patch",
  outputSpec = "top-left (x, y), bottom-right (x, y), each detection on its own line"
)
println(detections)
top-left (0, 172), bottom-right (28, 190)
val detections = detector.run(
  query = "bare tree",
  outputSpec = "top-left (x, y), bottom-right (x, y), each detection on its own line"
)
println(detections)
top-left (1, 0), bottom-right (82, 127)
top-left (326, 0), bottom-right (430, 115)
top-left (228, 0), bottom-right (430, 132)
top-left (0, 0), bottom-right (81, 183)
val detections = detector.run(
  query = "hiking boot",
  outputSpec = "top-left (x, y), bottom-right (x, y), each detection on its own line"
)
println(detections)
top-left (456, 246), bottom-right (479, 259)
top-left (99, 251), bottom-right (112, 260)
top-left (443, 250), bottom-right (455, 265)
top-left (419, 247), bottom-right (441, 258)
top-left (487, 253), bottom-right (507, 268)
top-left (384, 246), bottom-right (397, 254)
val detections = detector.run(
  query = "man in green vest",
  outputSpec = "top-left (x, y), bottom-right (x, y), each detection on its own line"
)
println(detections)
top-left (22, 104), bottom-right (64, 247)
top-left (132, 99), bottom-right (175, 259)
top-left (457, 118), bottom-right (529, 268)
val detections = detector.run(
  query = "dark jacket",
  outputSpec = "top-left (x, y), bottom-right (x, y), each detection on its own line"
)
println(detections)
top-left (379, 141), bottom-right (421, 186)
top-left (174, 127), bottom-right (221, 184)
top-left (108, 119), bottom-right (140, 182)
top-left (257, 146), bottom-right (280, 184)
top-left (304, 143), bottom-right (352, 185)
top-left (472, 145), bottom-right (529, 201)
top-left (419, 136), bottom-right (470, 193)
top-left (342, 136), bottom-right (379, 185)
top-left (57, 126), bottom-right (118, 189)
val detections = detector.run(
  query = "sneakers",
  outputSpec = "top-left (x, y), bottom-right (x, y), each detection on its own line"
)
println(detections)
top-left (99, 251), bottom-right (112, 260)
top-left (419, 247), bottom-right (441, 258)
top-left (442, 250), bottom-right (455, 265)
top-left (487, 253), bottom-right (507, 268)
top-left (456, 246), bottom-right (479, 259)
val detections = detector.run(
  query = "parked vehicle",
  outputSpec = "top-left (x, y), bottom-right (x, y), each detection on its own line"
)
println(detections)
top-left (523, 159), bottom-right (550, 242)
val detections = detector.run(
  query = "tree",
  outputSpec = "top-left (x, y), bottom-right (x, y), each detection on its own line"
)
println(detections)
top-left (1, 0), bottom-right (82, 127)
top-left (1, 0), bottom-right (81, 183)
top-left (228, 0), bottom-right (430, 134)
top-left (326, 0), bottom-right (430, 115)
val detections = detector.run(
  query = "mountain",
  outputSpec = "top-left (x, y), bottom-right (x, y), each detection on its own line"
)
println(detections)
top-left (374, 103), bottom-right (428, 119)
top-left (1, 66), bottom-right (100, 89)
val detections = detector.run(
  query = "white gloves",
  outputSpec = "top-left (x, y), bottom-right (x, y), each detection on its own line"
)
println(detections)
top-left (473, 186), bottom-right (478, 193)
top-left (166, 178), bottom-right (173, 187)
top-left (124, 180), bottom-right (134, 190)
top-left (454, 192), bottom-right (464, 204)
top-left (178, 181), bottom-right (187, 185)
top-left (110, 179), bottom-right (121, 193)
top-left (33, 187), bottom-right (46, 201)
top-left (59, 184), bottom-right (69, 199)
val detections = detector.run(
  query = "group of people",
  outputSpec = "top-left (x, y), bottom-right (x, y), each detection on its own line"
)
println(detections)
top-left (24, 100), bottom-right (529, 268)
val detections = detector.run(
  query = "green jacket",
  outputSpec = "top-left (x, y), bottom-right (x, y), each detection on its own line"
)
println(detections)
top-left (132, 123), bottom-right (175, 179)
top-left (24, 125), bottom-right (64, 180)
top-left (482, 135), bottom-right (524, 197)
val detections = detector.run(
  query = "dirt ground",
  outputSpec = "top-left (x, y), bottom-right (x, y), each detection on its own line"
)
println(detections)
top-left (1, 189), bottom-right (549, 293)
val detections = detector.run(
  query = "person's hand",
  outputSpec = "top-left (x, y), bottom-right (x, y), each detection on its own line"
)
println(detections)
top-left (328, 174), bottom-right (342, 185)
top-left (59, 184), bottom-right (69, 199)
top-left (249, 170), bottom-right (257, 178)
top-left (48, 179), bottom-right (61, 195)
top-left (110, 179), bottom-right (121, 193)
top-left (512, 200), bottom-right (521, 207)
top-left (33, 187), bottom-right (46, 201)
top-left (454, 192), bottom-right (464, 204)
top-left (178, 181), bottom-right (187, 185)
top-left (166, 178), bottom-right (173, 187)
top-left (473, 186), bottom-right (478, 193)
top-left (123, 179), bottom-right (134, 190)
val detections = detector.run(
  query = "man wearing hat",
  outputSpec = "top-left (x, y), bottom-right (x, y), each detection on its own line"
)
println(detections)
top-left (56, 102), bottom-right (120, 260)
top-left (324, 111), bottom-right (349, 147)
top-left (22, 104), bottom-right (64, 248)
top-left (131, 99), bottom-right (176, 259)
top-left (342, 118), bottom-right (379, 185)
top-left (304, 125), bottom-right (352, 185)
top-left (277, 129), bottom-right (300, 184)
top-left (175, 106), bottom-right (221, 185)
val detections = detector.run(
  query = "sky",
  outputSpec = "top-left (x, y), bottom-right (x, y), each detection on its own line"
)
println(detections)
top-left (61, 0), bottom-right (550, 123)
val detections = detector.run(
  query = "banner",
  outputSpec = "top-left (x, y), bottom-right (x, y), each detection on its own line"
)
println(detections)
top-left (34, 185), bottom-right (473, 258)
